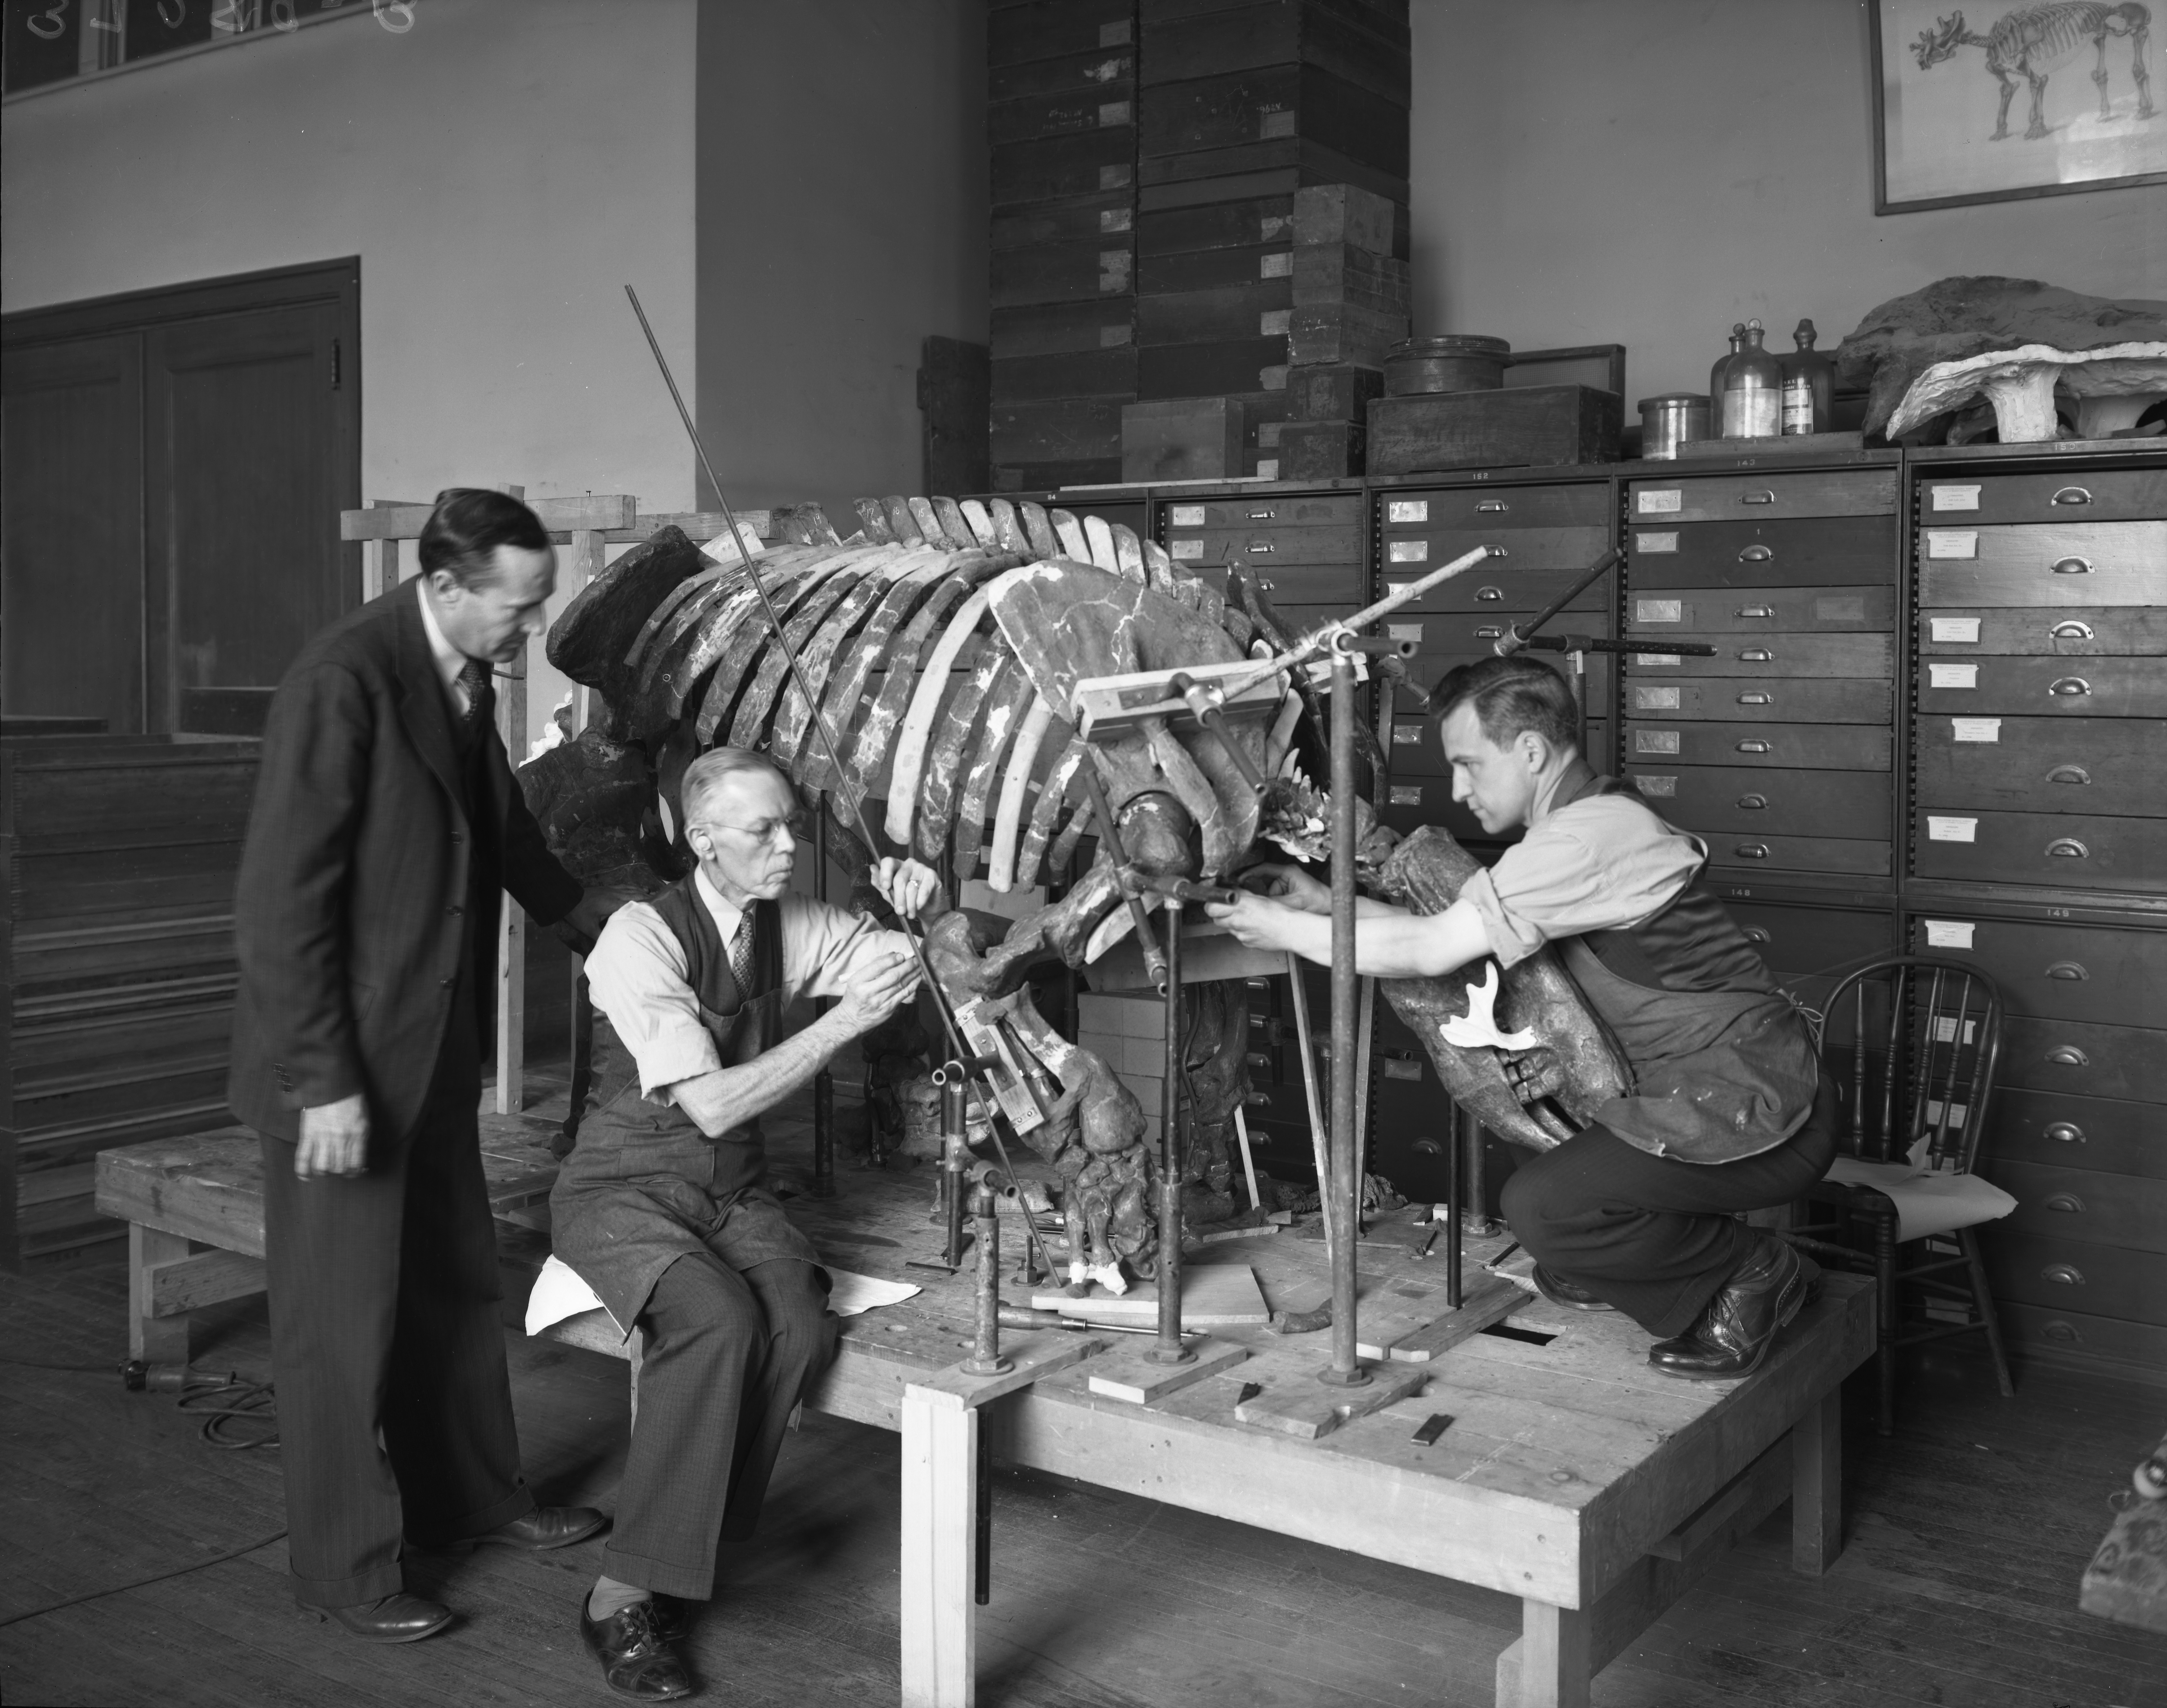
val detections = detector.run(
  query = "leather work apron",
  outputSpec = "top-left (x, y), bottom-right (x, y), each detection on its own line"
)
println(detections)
top-left (549, 878), bottom-right (821, 1337)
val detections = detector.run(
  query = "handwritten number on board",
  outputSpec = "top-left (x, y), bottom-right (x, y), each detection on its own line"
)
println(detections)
top-left (87, 0), bottom-right (119, 30)
top-left (27, 1), bottom-right (70, 41)
top-left (159, 0), bottom-right (185, 26)
top-left (271, 0), bottom-right (297, 31)
top-left (372, 0), bottom-right (415, 32)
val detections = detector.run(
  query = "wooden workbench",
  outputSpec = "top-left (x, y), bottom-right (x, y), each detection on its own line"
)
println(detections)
top-left (97, 1117), bottom-right (1871, 1708)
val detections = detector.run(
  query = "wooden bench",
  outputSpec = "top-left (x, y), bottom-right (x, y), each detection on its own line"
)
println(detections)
top-left (96, 1127), bottom-right (1873, 1708)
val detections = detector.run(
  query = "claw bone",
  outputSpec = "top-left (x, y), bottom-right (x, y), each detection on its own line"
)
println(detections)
top-left (1437, 961), bottom-right (1540, 1051)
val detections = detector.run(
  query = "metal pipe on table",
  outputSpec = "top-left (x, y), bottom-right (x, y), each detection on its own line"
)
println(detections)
top-left (963, 1182), bottom-right (1010, 1378)
top-left (1322, 641), bottom-right (1367, 1387)
top-left (811, 801), bottom-right (835, 1198)
top-left (1078, 762), bottom-right (1167, 991)
top-left (939, 1073), bottom-right (970, 1270)
top-left (1152, 897), bottom-right (1194, 1365)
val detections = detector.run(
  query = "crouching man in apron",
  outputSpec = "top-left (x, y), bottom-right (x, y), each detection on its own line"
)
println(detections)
top-left (551, 747), bottom-right (942, 1700)
top-left (1209, 655), bottom-right (1836, 1384)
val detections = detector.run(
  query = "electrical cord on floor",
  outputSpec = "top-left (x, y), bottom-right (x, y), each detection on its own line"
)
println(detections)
top-left (0, 1530), bottom-right (289, 1630)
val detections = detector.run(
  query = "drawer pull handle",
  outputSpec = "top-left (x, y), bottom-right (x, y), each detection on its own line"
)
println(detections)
top-left (1737, 793), bottom-right (1768, 810)
top-left (1742, 926), bottom-right (1772, 944)
top-left (1739, 648), bottom-right (1775, 662)
top-left (2049, 676), bottom-right (2089, 697)
top-left (1248, 540), bottom-right (1275, 553)
top-left (1476, 500), bottom-right (1510, 513)
top-left (2050, 486), bottom-right (2092, 506)
top-left (1737, 739), bottom-right (1772, 754)
top-left (1412, 1138), bottom-right (1445, 1156)
top-left (1740, 490), bottom-right (1776, 505)
top-left (1738, 544), bottom-right (1774, 562)
top-left (2041, 1263), bottom-right (2086, 1286)
top-left (2043, 1193), bottom-right (2085, 1214)
top-left (1737, 605), bottom-right (1776, 619)
top-left (1738, 692), bottom-right (1772, 705)
top-left (2046, 961), bottom-right (2088, 981)
top-left (2045, 1122), bottom-right (2086, 1145)
top-left (1733, 842), bottom-right (1771, 859)
top-left (2046, 765), bottom-right (2091, 786)
top-left (1476, 625), bottom-right (1504, 640)
top-left (2051, 556), bottom-right (2091, 575)
top-left (2046, 1045), bottom-right (2089, 1067)
top-left (2050, 620), bottom-right (2094, 640)
top-left (1476, 586), bottom-right (1503, 602)
top-left (1244, 1091), bottom-right (1271, 1107)
top-left (2046, 838), bottom-right (2089, 859)
top-left (1247, 509), bottom-right (1277, 519)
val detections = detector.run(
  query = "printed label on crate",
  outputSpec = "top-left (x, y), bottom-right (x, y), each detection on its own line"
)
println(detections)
top-left (1099, 207), bottom-right (1133, 233)
top-left (1951, 717), bottom-right (2002, 743)
top-left (1387, 622), bottom-right (1423, 641)
top-left (1930, 616), bottom-right (1981, 644)
top-left (1930, 484), bottom-right (1982, 511)
top-left (1389, 540), bottom-right (1429, 563)
top-left (1635, 652), bottom-right (1684, 667)
top-left (1259, 109), bottom-right (1297, 139)
top-left (1389, 785), bottom-right (1424, 805)
top-left (1635, 687), bottom-right (1683, 710)
top-left (1634, 775), bottom-right (1678, 797)
top-left (1928, 662), bottom-right (1978, 689)
top-left (1926, 529), bottom-right (1979, 559)
top-left (1382, 1058), bottom-right (1424, 1081)
top-left (1255, 457), bottom-right (1280, 479)
top-left (1923, 920), bottom-right (1976, 949)
top-left (1814, 595), bottom-right (1866, 622)
top-left (1387, 500), bottom-right (1429, 523)
top-left (1926, 815), bottom-right (1978, 843)
top-left (1634, 531), bottom-right (1679, 553)
top-left (1635, 489), bottom-right (1683, 514)
top-left (1169, 505), bottom-right (1206, 528)
top-left (1635, 599), bottom-right (1683, 623)
top-left (1170, 538), bottom-right (1205, 560)
top-left (1259, 308), bottom-right (1291, 336)
top-left (1634, 729), bottom-right (1682, 754)
top-left (1258, 251), bottom-right (1292, 278)
top-left (1098, 100), bottom-right (1132, 127)
top-left (1099, 323), bottom-right (1133, 347)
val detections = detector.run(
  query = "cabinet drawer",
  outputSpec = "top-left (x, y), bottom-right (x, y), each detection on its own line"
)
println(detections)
top-left (1914, 808), bottom-right (2167, 891)
top-left (1627, 585), bottom-right (1895, 635)
top-left (1630, 517), bottom-right (1896, 589)
top-left (1922, 468), bottom-right (2167, 525)
top-left (1397, 651), bottom-right (1613, 715)
top-left (1987, 1161), bottom-right (2167, 1252)
top-left (1168, 525), bottom-right (1364, 566)
top-left (1243, 563), bottom-right (1369, 603)
top-left (1626, 633), bottom-right (1894, 680)
top-left (1918, 522), bottom-right (2167, 606)
top-left (1981, 1229), bottom-right (2167, 1325)
top-left (1913, 716), bottom-right (2166, 816)
top-left (1629, 468), bottom-right (1898, 523)
top-left (1263, 599), bottom-right (1370, 637)
top-left (1380, 778), bottom-right (1488, 845)
top-left (1381, 484), bottom-right (1608, 530)
top-left (1980, 1089), bottom-right (2162, 1179)
top-left (1725, 898), bottom-right (1894, 976)
top-left (1706, 832), bottom-right (1892, 877)
top-left (1375, 609), bottom-right (1603, 656)
top-left (1918, 605), bottom-right (2167, 656)
top-left (1916, 656), bottom-right (2165, 718)
top-left (1628, 678), bottom-right (1893, 723)
top-left (1997, 1302), bottom-right (2167, 1375)
top-left (1385, 524), bottom-right (1609, 574)
top-left (1163, 493), bottom-right (1362, 530)
top-left (1384, 562), bottom-right (1622, 616)
top-left (1627, 765), bottom-right (1890, 840)
top-left (1907, 913), bottom-right (2165, 1026)
top-left (1998, 1014), bottom-right (2167, 1103)
top-left (1372, 1079), bottom-right (1459, 1202)
top-left (1626, 720), bottom-right (1891, 772)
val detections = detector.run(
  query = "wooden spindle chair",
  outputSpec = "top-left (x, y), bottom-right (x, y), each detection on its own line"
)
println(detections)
top-left (1781, 955), bottom-right (2012, 1435)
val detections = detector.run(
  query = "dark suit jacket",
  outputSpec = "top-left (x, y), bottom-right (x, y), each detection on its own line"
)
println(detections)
top-left (228, 579), bottom-right (582, 1145)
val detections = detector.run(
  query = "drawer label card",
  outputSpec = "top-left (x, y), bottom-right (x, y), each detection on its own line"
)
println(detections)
top-left (1926, 529), bottom-right (1979, 559)
top-left (1392, 724), bottom-right (1424, 745)
top-left (1924, 920), bottom-right (1976, 949)
top-left (1388, 580), bottom-right (1418, 596)
top-left (1927, 815), bottom-right (1979, 843)
top-left (1930, 484), bottom-right (1982, 511)
top-left (1634, 531), bottom-right (1679, 553)
top-left (1170, 538), bottom-right (1205, 560)
top-left (1635, 599), bottom-right (1683, 623)
top-left (1634, 775), bottom-right (1678, 797)
top-left (1254, 457), bottom-right (1280, 479)
top-left (1259, 309), bottom-right (1291, 336)
top-left (1636, 489), bottom-right (1683, 514)
top-left (1389, 785), bottom-right (1424, 805)
top-left (1635, 652), bottom-right (1683, 667)
top-left (1930, 616), bottom-right (1982, 644)
top-left (1387, 500), bottom-right (1429, 523)
top-left (1387, 622), bottom-right (1424, 641)
top-left (1169, 505), bottom-right (1206, 527)
top-left (1634, 729), bottom-right (1681, 754)
top-left (1814, 595), bottom-right (1866, 622)
top-left (1932, 1015), bottom-right (1978, 1045)
top-left (1388, 540), bottom-right (1429, 563)
top-left (1928, 662), bottom-right (1979, 689)
top-left (1258, 251), bottom-right (1293, 278)
top-left (1951, 717), bottom-right (2002, 743)
top-left (1635, 687), bottom-right (1682, 710)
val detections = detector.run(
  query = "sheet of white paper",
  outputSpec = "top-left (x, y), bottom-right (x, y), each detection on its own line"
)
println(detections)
top-left (524, 1255), bottom-right (921, 1337)
top-left (1823, 1136), bottom-right (2018, 1242)
top-left (826, 1270), bottom-right (922, 1316)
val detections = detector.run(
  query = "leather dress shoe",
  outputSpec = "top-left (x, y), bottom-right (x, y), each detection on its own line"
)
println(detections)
top-left (466, 1506), bottom-right (609, 1551)
top-left (581, 1596), bottom-right (694, 1701)
top-left (313, 1592), bottom-right (453, 1644)
top-left (650, 1593), bottom-right (692, 1644)
top-left (1647, 1236), bottom-right (1816, 1382)
top-left (1532, 1265), bottom-right (1615, 1312)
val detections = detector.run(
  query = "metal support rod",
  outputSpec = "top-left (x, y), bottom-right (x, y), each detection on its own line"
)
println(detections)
top-left (1151, 897), bottom-right (1193, 1364)
top-left (1169, 672), bottom-right (1264, 792)
top-left (1445, 1106), bottom-right (1464, 1310)
top-left (1284, 959), bottom-right (1336, 1274)
top-left (940, 1077), bottom-right (969, 1270)
top-left (1078, 761), bottom-right (1166, 990)
top-left (1322, 645), bottom-right (1367, 1386)
top-left (964, 1183), bottom-right (1010, 1377)
top-left (1497, 547), bottom-right (1621, 653)
top-left (811, 800), bottom-right (835, 1198)
top-left (1463, 1113), bottom-right (1498, 1237)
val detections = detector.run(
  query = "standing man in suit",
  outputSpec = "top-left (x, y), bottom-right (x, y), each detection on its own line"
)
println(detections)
top-left (231, 488), bottom-right (623, 1641)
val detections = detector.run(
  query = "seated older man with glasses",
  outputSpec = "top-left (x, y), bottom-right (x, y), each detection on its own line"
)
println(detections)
top-left (550, 747), bottom-right (942, 1701)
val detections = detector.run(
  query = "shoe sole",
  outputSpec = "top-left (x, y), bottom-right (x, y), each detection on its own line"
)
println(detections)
top-left (1651, 1252), bottom-right (1812, 1384)
top-left (425, 1513), bottom-right (610, 1554)
top-left (303, 1609), bottom-right (453, 1644)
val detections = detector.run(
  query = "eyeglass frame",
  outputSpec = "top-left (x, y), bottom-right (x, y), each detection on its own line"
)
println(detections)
top-left (688, 812), bottom-right (810, 848)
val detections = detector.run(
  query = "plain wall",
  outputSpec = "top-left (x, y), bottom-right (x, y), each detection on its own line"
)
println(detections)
top-left (695, 0), bottom-right (989, 523)
top-left (2, 0), bottom-right (702, 741)
top-left (1408, 0), bottom-right (2167, 404)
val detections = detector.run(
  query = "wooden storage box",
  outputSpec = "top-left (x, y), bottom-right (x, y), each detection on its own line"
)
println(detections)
top-left (1122, 397), bottom-right (1246, 482)
top-left (1367, 383), bottom-right (1621, 475)
top-left (1276, 419), bottom-right (1364, 479)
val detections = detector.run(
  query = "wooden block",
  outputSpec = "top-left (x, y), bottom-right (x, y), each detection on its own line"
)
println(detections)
top-left (1791, 1384), bottom-right (1843, 1576)
top-left (1234, 1361), bottom-right (1426, 1440)
top-left (989, 83), bottom-right (1137, 149)
top-left (2081, 1497), bottom-right (2167, 1634)
top-left (1287, 300), bottom-right (1407, 368)
top-left (1140, 2), bottom-right (1412, 102)
top-left (991, 237), bottom-right (1136, 309)
top-left (992, 127), bottom-right (1136, 209)
top-left (1290, 243), bottom-right (1410, 313)
top-left (146, 1246), bottom-right (266, 1318)
top-left (1137, 281), bottom-right (1292, 346)
top-left (1276, 419), bottom-right (1364, 480)
top-left (991, 348), bottom-right (1139, 403)
top-left (1032, 1261), bottom-right (1269, 1327)
top-left (899, 1394), bottom-right (977, 1708)
top-left (990, 396), bottom-right (1125, 463)
top-left (989, 0), bottom-right (1133, 69)
top-left (1675, 429), bottom-right (1866, 461)
top-left (991, 189), bottom-right (1136, 253)
top-left (129, 1223), bottom-right (190, 1364)
top-left (1137, 195), bottom-right (1294, 258)
top-left (1138, 241), bottom-right (1295, 295)
top-left (1137, 337), bottom-right (1287, 399)
top-left (907, 1328), bottom-right (1105, 1411)
top-left (992, 299), bottom-right (1136, 360)
top-left (1285, 361), bottom-right (1383, 421)
top-left (1121, 397), bottom-right (1246, 482)
top-left (1367, 384), bottom-right (1623, 477)
top-left (1087, 1335), bottom-right (1248, 1404)
top-left (1291, 182), bottom-right (1399, 252)
top-left (1352, 1269), bottom-right (1522, 1362)
top-left (1138, 65), bottom-right (1408, 182)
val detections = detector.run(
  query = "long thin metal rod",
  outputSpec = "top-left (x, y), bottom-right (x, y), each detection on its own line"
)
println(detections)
top-left (1323, 646), bottom-right (1366, 1385)
top-left (1152, 898), bottom-right (1192, 1363)
top-left (1283, 957), bottom-right (1336, 1273)
top-left (1497, 547), bottom-right (1621, 652)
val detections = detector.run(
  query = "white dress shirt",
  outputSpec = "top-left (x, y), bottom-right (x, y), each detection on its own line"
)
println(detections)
top-left (415, 578), bottom-right (480, 718)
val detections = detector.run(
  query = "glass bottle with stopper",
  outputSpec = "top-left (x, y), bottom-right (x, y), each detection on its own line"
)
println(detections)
top-left (1710, 323), bottom-right (1744, 428)
top-left (1721, 318), bottom-right (1782, 439)
top-left (1781, 318), bottom-right (1835, 436)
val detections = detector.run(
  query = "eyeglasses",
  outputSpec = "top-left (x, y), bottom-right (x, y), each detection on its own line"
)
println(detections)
top-left (693, 813), bottom-right (809, 847)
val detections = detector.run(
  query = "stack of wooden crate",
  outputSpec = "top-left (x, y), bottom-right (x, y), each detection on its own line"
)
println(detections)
top-left (1279, 183), bottom-right (1407, 479)
top-left (988, 0), bottom-right (1143, 492)
top-left (1131, 0), bottom-right (1410, 479)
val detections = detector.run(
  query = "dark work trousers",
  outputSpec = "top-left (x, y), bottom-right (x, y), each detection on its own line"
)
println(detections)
top-left (259, 985), bottom-right (534, 1608)
top-left (603, 1252), bottom-right (838, 1600)
top-left (1500, 1075), bottom-right (1840, 1338)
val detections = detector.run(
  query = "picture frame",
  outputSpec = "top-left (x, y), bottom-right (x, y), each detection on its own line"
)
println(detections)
top-left (1870, 0), bottom-right (2167, 213)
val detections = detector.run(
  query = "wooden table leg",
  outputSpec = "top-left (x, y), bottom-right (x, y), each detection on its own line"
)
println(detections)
top-left (1502, 1600), bottom-right (1591, 1708)
top-left (901, 1388), bottom-right (978, 1708)
top-left (129, 1224), bottom-right (191, 1365)
top-left (1792, 1383), bottom-right (1843, 1575)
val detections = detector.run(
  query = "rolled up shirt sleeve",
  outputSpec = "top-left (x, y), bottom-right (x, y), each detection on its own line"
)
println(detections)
top-left (1462, 797), bottom-right (1706, 969)
top-left (583, 902), bottom-right (723, 1101)
top-left (778, 895), bottom-right (916, 1001)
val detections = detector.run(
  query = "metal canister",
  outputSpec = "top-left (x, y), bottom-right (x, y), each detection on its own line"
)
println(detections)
top-left (1384, 335), bottom-right (1511, 396)
top-left (1638, 393), bottom-right (1711, 460)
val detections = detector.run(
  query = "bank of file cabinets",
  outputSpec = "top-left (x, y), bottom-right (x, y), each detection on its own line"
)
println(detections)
top-left (1621, 465), bottom-right (1900, 880)
top-left (1912, 466), bottom-right (2167, 893)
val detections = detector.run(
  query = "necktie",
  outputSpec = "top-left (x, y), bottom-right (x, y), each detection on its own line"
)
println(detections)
top-left (457, 658), bottom-right (489, 728)
top-left (728, 908), bottom-right (756, 996)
